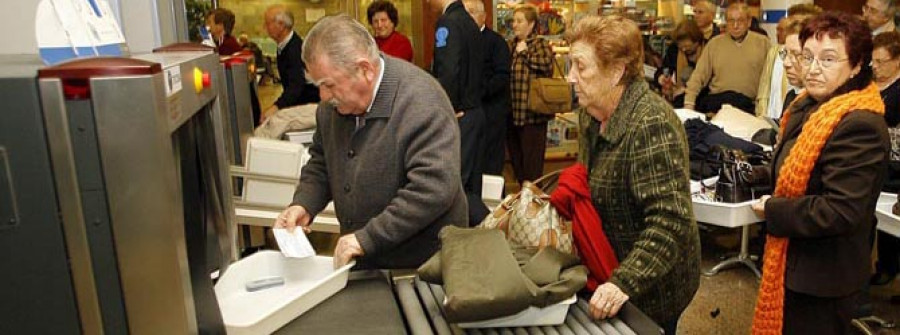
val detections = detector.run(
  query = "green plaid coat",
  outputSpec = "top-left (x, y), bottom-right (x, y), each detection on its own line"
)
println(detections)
top-left (577, 79), bottom-right (701, 324)
top-left (509, 35), bottom-right (555, 126)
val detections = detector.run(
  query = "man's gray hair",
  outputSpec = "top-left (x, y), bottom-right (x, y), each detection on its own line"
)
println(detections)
top-left (463, 0), bottom-right (485, 14)
top-left (302, 14), bottom-right (380, 73)
top-left (271, 5), bottom-right (294, 29)
top-left (727, 2), bottom-right (750, 18)
top-left (694, 0), bottom-right (718, 13)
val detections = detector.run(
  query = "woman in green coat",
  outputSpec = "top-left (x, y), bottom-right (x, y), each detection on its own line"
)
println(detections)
top-left (565, 15), bottom-right (701, 334)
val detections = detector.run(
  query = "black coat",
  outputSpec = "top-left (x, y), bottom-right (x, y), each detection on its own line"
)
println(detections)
top-left (764, 96), bottom-right (889, 297)
top-left (480, 27), bottom-right (511, 120)
top-left (431, 1), bottom-right (483, 111)
top-left (275, 33), bottom-right (319, 108)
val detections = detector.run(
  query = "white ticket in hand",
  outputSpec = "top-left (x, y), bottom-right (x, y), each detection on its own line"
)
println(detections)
top-left (273, 228), bottom-right (316, 258)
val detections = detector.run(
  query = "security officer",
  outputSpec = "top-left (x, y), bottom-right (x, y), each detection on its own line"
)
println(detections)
top-left (428, 0), bottom-right (486, 225)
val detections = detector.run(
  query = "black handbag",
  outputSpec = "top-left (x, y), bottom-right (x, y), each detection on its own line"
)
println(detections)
top-left (701, 146), bottom-right (767, 203)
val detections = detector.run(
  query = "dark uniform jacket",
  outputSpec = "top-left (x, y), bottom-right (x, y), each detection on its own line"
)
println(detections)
top-left (275, 32), bottom-right (319, 108)
top-left (292, 56), bottom-right (468, 269)
top-left (431, 1), bottom-right (483, 112)
top-left (762, 95), bottom-right (889, 297)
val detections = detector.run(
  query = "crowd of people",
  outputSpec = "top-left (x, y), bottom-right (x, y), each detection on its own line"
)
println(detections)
top-left (201, 0), bottom-right (900, 333)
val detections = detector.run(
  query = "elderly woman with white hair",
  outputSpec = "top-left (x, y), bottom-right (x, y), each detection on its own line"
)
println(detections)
top-left (565, 15), bottom-right (701, 334)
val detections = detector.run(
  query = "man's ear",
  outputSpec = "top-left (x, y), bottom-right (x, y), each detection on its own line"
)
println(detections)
top-left (358, 58), bottom-right (377, 81)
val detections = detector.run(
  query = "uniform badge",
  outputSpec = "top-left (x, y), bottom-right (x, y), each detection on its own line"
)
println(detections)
top-left (435, 27), bottom-right (449, 48)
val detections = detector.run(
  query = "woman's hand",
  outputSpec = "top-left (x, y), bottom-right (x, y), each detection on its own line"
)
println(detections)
top-left (589, 282), bottom-right (629, 319)
top-left (751, 195), bottom-right (771, 219)
top-left (516, 40), bottom-right (527, 53)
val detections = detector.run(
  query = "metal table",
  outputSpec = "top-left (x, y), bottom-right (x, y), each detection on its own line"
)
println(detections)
top-left (875, 192), bottom-right (900, 238)
top-left (692, 197), bottom-right (765, 279)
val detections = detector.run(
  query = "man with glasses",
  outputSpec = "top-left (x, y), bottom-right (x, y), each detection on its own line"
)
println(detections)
top-left (870, 32), bottom-right (900, 307)
top-left (864, 0), bottom-right (898, 35)
top-left (685, 2), bottom-right (770, 114)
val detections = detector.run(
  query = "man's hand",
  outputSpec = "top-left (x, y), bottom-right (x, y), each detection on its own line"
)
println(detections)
top-left (274, 205), bottom-right (312, 234)
top-left (261, 105), bottom-right (278, 123)
top-left (455, 111), bottom-right (465, 119)
top-left (752, 195), bottom-right (771, 219)
top-left (657, 74), bottom-right (672, 87)
top-left (684, 103), bottom-right (696, 110)
top-left (589, 282), bottom-right (629, 320)
top-left (333, 234), bottom-right (364, 269)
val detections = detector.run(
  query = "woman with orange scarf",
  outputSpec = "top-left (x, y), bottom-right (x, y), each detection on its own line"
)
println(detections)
top-left (750, 12), bottom-right (890, 334)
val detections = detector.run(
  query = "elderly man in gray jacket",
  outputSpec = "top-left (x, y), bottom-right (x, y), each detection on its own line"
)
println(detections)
top-left (274, 14), bottom-right (468, 269)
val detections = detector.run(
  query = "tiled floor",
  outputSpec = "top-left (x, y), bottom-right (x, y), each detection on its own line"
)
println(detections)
top-left (256, 83), bottom-right (900, 334)
top-left (681, 225), bottom-right (900, 335)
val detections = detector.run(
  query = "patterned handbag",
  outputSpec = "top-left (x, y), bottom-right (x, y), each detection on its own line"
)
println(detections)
top-left (479, 171), bottom-right (575, 255)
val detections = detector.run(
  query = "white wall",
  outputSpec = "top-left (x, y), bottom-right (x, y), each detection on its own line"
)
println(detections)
top-left (2, 0), bottom-right (41, 55)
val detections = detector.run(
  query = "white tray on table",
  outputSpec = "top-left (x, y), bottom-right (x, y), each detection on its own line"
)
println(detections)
top-left (215, 251), bottom-right (354, 335)
top-left (692, 198), bottom-right (763, 227)
top-left (875, 192), bottom-right (900, 238)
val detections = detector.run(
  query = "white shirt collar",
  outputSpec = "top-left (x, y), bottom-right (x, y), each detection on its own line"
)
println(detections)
top-left (366, 57), bottom-right (386, 114)
top-left (874, 21), bottom-right (897, 35)
top-left (277, 31), bottom-right (294, 53)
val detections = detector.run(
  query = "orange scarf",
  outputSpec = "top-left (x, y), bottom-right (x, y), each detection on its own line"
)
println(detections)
top-left (751, 83), bottom-right (884, 334)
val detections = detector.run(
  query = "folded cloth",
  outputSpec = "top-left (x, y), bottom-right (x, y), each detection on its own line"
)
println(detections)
top-left (550, 163), bottom-right (618, 291)
top-left (418, 226), bottom-right (587, 322)
top-left (253, 103), bottom-right (318, 139)
top-left (710, 104), bottom-right (775, 140)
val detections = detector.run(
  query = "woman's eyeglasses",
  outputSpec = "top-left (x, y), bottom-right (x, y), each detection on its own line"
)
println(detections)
top-left (777, 48), bottom-right (802, 62)
top-left (872, 57), bottom-right (899, 67)
top-left (799, 54), bottom-right (848, 69)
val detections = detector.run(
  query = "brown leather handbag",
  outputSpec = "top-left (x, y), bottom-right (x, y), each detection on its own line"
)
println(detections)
top-left (478, 171), bottom-right (575, 255)
top-left (528, 59), bottom-right (572, 115)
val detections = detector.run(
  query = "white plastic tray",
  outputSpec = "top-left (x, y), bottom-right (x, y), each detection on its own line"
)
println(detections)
top-left (692, 198), bottom-right (764, 228)
top-left (875, 192), bottom-right (900, 238)
top-left (455, 295), bottom-right (576, 328)
top-left (215, 251), bottom-right (354, 335)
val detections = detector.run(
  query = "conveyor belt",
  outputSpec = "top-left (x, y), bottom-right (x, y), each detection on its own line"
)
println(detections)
top-left (396, 277), bottom-right (661, 335)
top-left (275, 272), bottom-right (406, 334)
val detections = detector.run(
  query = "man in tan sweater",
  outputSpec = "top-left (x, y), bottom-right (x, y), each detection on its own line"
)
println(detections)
top-left (685, 2), bottom-right (770, 114)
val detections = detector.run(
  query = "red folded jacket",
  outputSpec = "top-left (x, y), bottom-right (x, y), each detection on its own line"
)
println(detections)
top-left (550, 163), bottom-right (619, 291)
